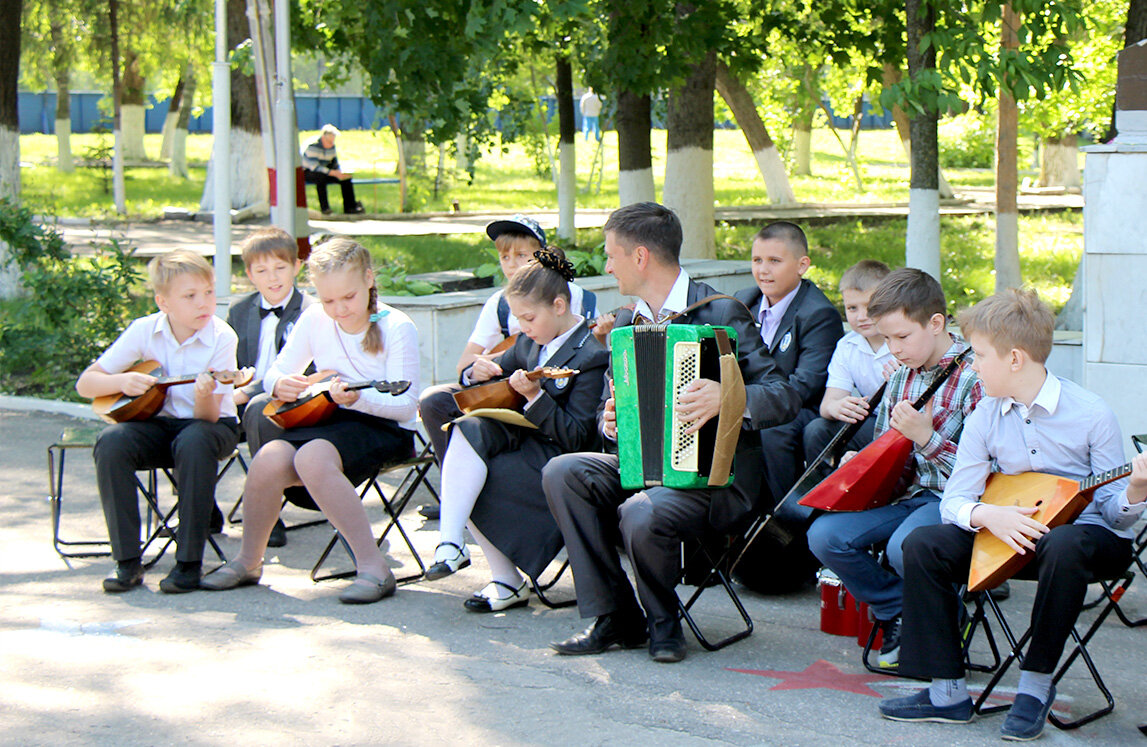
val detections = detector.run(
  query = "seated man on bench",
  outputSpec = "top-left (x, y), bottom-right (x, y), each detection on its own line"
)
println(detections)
top-left (302, 124), bottom-right (364, 216)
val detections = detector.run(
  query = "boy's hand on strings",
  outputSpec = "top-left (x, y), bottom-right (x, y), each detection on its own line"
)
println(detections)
top-left (826, 395), bottom-right (870, 424)
top-left (1126, 452), bottom-right (1147, 504)
top-left (509, 369), bottom-right (540, 399)
top-left (119, 371), bottom-right (157, 396)
top-left (677, 378), bottom-right (721, 435)
top-left (329, 377), bottom-right (359, 406)
top-left (470, 357), bottom-right (503, 384)
top-left (273, 374), bottom-right (310, 402)
top-left (891, 399), bottom-right (934, 447)
top-left (973, 503), bottom-right (1048, 555)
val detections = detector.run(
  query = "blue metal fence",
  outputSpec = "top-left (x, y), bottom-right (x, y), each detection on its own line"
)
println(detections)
top-left (17, 90), bottom-right (893, 135)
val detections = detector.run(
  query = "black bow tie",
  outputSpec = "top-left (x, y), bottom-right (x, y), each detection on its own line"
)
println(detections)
top-left (259, 305), bottom-right (283, 319)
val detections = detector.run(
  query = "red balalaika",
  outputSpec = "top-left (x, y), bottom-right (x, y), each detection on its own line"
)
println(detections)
top-left (798, 348), bottom-right (971, 512)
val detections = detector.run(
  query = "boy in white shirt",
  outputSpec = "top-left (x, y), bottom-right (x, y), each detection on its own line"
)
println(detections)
top-left (803, 259), bottom-right (896, 461)
top-left (76, 250), bottom-right (240, 594)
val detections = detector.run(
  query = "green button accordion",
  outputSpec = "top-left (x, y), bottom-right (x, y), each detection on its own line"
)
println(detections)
top-left (611, 324), bottom-right (739, 490)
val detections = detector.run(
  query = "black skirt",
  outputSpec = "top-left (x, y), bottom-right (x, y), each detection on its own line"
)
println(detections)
top-left (272, 409), bottom-right (413, 510)
top-left (453, 416), bottom-right (564, 581)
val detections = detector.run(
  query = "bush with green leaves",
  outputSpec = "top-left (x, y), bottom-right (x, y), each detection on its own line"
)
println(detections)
top-left (938, 112), bottom-right (997, 169)
top-left (0, 199), bottom-right (150, 400)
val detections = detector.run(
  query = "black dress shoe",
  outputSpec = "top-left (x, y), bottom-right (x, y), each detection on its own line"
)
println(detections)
top-left (209, 503), bottom-right (225, 534)
top-left (266, 518), bottom-right (288, 548)
top-left (649, 636), bottom-right (687, 663)
top-left (159, 562), bottom-right (202, 594)
top-left (103, 559), bottom-right (144, 593)
top-left (418, 503), bottom-right (440, 520)
top-left (550, 613), bottom-right (648, 656)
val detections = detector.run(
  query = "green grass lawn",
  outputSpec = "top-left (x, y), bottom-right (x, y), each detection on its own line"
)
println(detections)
top-left (18, 127), bottom-right (1027, 218)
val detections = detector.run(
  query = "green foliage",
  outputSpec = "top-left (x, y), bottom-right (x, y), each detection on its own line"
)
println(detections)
top-left (0, 200), bottom-right (150, 399)
top-left (373, 263), bottom-right (442, 296)
top-left (938, 112), bottom-right (996, 169)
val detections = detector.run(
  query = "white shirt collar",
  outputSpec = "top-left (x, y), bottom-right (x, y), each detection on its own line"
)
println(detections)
top-left (634, 269), bottom-right (691, 323)
top-left (1000, 369), bottom-right (1061, 417)
top-left (539, 316), bottom-right (585, 366)
top-left (260, 287), bottom-right (294, 311)
top-left (152, 313), bottom-right (214, 348)
top-left (758, 282), bottom-right (800, 324)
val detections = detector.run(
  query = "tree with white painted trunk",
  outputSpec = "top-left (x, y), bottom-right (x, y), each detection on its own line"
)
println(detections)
top-left (901, 0), bottom-right (941, 278)
top-left (790, 65), bottom-right (818, 177)
top-left (615, 90), bottom-right (655, 206)
top-left (22, 0), bottom-right (81, 172)
top-left (108, 0), bottom-right (126, 215)
top-left (995, 2), bottom-right (1020, 292)
top-left (665, 51), bottom-right (717, 260)
top-left (159, 75), bottom-right (185, 161)
top-left (200, 0), bottom-right (267, 213)
top-left (555, 55), bottom-right (576, 242)
top-left (169, 67), bottom-right (195, 179)
top-left (0, 0), bottom-right (21, 299)
top-left (714, 60), bottom-right (795, 205)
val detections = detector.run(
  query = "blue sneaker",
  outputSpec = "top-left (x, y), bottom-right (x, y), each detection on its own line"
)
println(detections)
top-left (879, 688), bottom-right (974, 723)
top-left (1001, 686), bottom-right (1056, 741)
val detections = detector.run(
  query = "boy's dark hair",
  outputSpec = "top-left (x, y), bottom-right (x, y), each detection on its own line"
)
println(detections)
top-left (867, 267), bottom-right (947, 326)
top-left (958, 287), bottom-right (1054, 363)
top-left (840, 259), bottom-right (892, 294)
top-left (241, 227), bottom-right (298, 267)
top-left (754, 221), bottom-right (808, 258)
top-left (602, 202), bottom-right (682, 266)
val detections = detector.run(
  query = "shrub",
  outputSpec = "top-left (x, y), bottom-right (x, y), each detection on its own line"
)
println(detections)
top-left (939, 112), bottom-right (996, 169)
top-left (0, 199), bottom-right (150, 400)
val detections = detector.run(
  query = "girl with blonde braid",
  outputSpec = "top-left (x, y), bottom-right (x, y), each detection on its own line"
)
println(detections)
top-left (203, 238), bottom-right (420, 603)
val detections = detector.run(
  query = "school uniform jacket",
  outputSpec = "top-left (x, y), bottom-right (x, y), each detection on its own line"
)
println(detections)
top-left (734, 278), bottom-right (843, 411)
top-left (459, 319), bottom-right (609, 579)
top-left (227, 289), bottom-right (314, 399)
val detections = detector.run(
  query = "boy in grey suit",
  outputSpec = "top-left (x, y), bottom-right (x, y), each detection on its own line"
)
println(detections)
top-left (226, 227), bottom-right (314, 546)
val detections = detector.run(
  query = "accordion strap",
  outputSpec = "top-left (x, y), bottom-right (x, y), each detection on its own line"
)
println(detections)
top-left (666, 294), bottom-right (752, 323)
top-left (709, 327), bottom-right (746, 487)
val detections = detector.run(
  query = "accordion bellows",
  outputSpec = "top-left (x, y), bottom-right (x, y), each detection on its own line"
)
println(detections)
top-left (612, 324), bottom-right (745, 490)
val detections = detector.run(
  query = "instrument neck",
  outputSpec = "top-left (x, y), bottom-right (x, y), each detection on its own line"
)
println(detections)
top-left (1080, 462), bottom-right (1134, 492)
top-left (911, 347), bottom-right (971, 411)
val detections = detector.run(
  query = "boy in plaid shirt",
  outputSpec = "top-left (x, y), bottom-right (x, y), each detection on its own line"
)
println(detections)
top-left (807, 268), bottom-right (983, 669)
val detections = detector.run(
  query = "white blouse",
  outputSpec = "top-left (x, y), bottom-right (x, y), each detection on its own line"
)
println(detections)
top-left (264, 302), bottom-right (420, 431)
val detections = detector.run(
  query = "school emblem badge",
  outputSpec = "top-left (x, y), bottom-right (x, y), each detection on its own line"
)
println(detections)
top-left (555, 376), bottom-right (570, 389)
top-left (779, 331), bottom-right (793, 353)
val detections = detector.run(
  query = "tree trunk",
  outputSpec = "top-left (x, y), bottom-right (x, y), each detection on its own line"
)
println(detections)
top-left (1038, 134), bottom-right (1081, 189)
top-left (201, 0), bottom-right (268, 212)
top-left (664, 51), bottom-right (716, 260)
top-left (0, 0), bottom-right (21, 299)
top-left (791, 65), bottom-right (817, 176)
top-left (401, 120), bottom-right (426, 174)
top-left (160, 74), bottom-right (186, 160)
top-left (715, 60), bottom-right (795, 205)
top-left (555, 54), bottom-right (576, 242)
top-left (455, 132), bottom-right (469, 174)
top-left (170, 67), bottom-right (195, 178)
top-left (616, 89), bottom-right (654, 206)
top-left (121, 47), bottom-right (147, 161)
top-left (109, 0), bottom-right (126, 214)
top-left (48, 9), bottom-right (74, 173)
top-left (995, 2), bottom-right (1021, 292)
top-left (882, 63), bottom-right (953, 199)
top-left (1103, 0), bottom-right (1147, 141)
top-left (905, 0), bottom-right (941, 279)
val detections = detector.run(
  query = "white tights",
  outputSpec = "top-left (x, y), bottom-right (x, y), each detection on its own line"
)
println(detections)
top-left (439, 429), bottom-right (524, 593)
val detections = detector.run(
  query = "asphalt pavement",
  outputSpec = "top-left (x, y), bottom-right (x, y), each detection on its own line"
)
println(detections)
top-left (1, 401), bottom-right (1143, 746)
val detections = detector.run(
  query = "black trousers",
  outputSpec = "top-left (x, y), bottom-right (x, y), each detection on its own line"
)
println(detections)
top-left (899, 522), bottom-right (1132, 680)
top-left (303, 170), bottom-right (357, 213)
top-left (758, 407), bottom-right (819, 505)
top-left (418, 383), bottom-right (462, 467)
top-left (543, 452), bottom-right (712, 642)
top-left (93, 417), bottom-right (239, 563)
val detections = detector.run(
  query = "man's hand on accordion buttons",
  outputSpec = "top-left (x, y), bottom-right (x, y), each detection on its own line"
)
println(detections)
top-left (677, 378), bottom-right (721, 435)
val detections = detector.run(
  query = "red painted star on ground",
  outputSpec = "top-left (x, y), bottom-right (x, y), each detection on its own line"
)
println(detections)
top-left (728, 659), bottom-right (887, 697)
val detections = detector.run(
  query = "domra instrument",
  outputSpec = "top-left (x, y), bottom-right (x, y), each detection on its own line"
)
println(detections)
top-left (91, 360), bottom-right (255, 424)
top-left (263, 371), bottom-right (411, 429)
